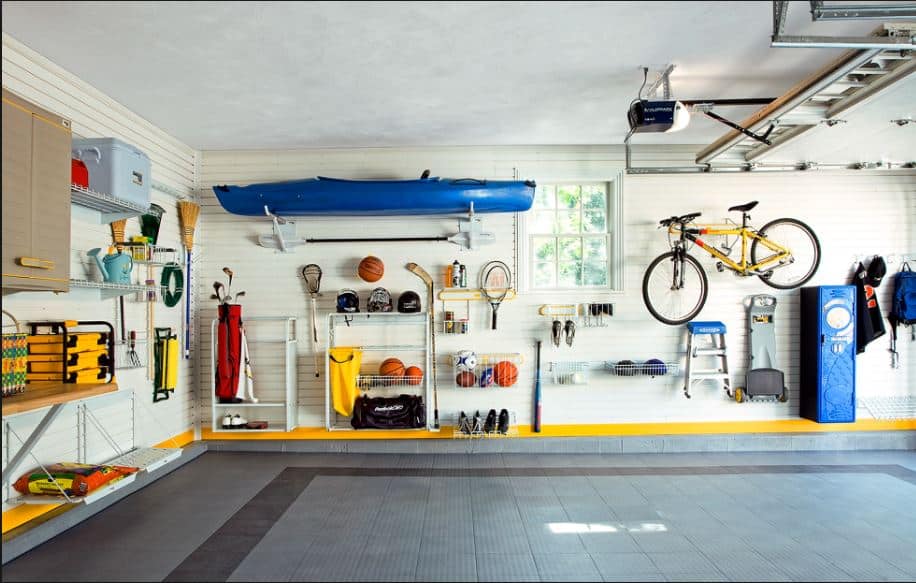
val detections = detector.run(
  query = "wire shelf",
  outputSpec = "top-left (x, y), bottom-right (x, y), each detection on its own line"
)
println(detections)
top-left (356, 374), bottom-right (425, 390)
top-left (605, 360), bottom-right (680, 378)
top-left (861, 396), bottom-right (916, 420)
top-left (451, 409), bottom-right (518, 438)
top-left (451, 352), bottom-right (523, 388)
top-left (71, 184), bottom-right (149, 224)
top-left (549, 361), bottom-right (591, 385)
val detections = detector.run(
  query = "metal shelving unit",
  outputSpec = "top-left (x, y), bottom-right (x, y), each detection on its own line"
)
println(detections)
top-left (2, 387), bottom-right (182, 506)
top-left (210, 316), bottom-right (298, 433)
top-left (70, 184), bottom-right (149, 224)
top-left (325, 312), bottom-right (432, 431)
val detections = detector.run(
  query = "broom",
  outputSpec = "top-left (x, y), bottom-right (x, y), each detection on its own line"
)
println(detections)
top-left (178, 201), bottom-right (200, 359)
top-left (110, 219), bottom-right (129, 347)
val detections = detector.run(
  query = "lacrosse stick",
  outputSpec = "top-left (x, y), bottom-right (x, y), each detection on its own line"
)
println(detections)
top-left (302, 264), bottom-right (323, 377)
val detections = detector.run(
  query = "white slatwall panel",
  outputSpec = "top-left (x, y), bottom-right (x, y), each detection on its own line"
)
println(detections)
top-left (2, 35), bottom-right (198, 507)
top-left (200, 148), bottom-right (915, 429)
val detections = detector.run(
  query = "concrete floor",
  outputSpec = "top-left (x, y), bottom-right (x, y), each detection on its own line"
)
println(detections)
top-left (3, 450), bottom-right (916, 582)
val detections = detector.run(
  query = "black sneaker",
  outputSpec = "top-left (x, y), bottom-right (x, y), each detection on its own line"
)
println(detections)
top-left (498, 409), bottom-right (510, 434)
top-left (552, 319), bottom-right (563, 347)
top-left (564, 319), bottom-right (576, 347)
top-left (458, 411), bottom-right (471, 434)
top-left (472, 410), bottom-right (483, 434)
top-left (483, 409), bottom-right (497, 433)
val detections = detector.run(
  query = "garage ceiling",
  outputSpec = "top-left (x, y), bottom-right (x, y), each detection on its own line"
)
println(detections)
top-left (2, 1), bottom-right (912, 154)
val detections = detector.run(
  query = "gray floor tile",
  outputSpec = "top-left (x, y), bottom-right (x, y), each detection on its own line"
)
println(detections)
top-left (476, 553), bottom-right (540, 582)
top-left (533, 553), bottom-right (602, 581)
top-left (228, 549), bottom-right (303, 582)
top-left (416, 552), bottom-right (477, 582)
top-left (631, 533), bottom-right (698, 553)
top-left (590, 552), bottom-right (662, 577)
top-left (475, 531), bottom-right (532, 554)
top-left (647, 551), bottom-right (718, 574)
top-left (579, 532), bottom-right (642, 554)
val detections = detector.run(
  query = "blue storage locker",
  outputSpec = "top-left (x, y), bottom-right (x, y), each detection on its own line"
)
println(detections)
top-left (800, 285), bottom-right (856, 423)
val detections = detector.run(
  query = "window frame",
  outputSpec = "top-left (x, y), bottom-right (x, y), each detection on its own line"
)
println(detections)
top-left (518, 172), bottom-right (624, 294)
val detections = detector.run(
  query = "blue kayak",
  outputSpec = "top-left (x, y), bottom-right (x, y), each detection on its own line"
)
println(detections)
top-left (212, 174), bottom-right (536, 216)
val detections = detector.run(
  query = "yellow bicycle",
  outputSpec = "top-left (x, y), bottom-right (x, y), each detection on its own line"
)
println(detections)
top-left (643, 201), bottom-right (820, 325)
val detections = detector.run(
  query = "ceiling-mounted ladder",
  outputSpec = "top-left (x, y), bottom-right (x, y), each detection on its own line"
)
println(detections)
top-left (696, 27), bottom-right (915, 165)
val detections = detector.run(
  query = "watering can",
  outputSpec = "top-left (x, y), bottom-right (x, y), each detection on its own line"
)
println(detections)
top-left (88, 247), bottom-right (133, 284)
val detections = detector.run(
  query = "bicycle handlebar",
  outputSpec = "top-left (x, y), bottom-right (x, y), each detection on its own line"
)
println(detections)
top-left (659, 212), bottom-right (702, 227)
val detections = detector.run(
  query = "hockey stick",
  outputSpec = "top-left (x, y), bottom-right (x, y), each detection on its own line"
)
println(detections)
top-left (534, 340), bottom-right (542, 433)
top-left (406, 262), bottom-right (439, 430)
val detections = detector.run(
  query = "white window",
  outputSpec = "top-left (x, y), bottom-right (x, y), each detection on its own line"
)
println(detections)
top-left (524, 178), bottom-right (622, 292)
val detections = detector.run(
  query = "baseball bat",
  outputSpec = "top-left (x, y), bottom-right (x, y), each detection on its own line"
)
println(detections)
top-left (534, 340), bottom-right (542, 433)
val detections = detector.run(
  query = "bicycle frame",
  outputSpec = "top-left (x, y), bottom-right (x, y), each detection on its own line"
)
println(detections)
top-left (669, 222), bottom-right (791, 274)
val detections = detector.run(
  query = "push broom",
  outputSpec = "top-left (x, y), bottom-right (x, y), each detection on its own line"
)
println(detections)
top-left (178, 201), bottom-right (200, 359)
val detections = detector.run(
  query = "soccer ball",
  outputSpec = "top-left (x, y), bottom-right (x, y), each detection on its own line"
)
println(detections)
top-left (453, 350), bottom-right (478, 372)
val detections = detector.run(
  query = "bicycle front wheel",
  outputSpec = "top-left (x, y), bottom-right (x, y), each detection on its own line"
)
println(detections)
top-left (751, 218), bottom-right (820, 289)
top-left (642, 251), bottom-right (709, 326)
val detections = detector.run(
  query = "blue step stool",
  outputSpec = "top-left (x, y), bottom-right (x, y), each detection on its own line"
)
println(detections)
top-left (684, 321), bottom-right (731, 399)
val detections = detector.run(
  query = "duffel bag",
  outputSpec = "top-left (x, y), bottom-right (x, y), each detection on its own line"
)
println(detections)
top-left (351, 394), bottom-right (426, 429)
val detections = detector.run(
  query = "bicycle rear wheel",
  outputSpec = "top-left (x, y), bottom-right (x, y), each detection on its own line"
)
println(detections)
top-left (642, 251), bottom-right (708, 325)
top-left (751, 218), bottom-right (820, 289)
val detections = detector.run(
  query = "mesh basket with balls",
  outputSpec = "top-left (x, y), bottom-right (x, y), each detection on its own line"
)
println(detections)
top-left (493, 361), bottom-right (518, 387)
top-left (379, 357), bottom-right (405, 378)
top-left (358, 256), bottom-right (385, 282)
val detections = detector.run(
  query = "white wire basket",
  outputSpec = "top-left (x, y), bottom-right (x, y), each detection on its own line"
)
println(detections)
top-left (440, 317), bottom-right (470, 335)
top-left (451, 409), bottom-right (518, 438)
top-left (548, 361), bottom-right (591, 385)
top-left (356, 374), bottom-right (425, 390)
top-left (450, 352), bottom-right (523, 388)
top-left (605, 360), bottom-right (680, 378)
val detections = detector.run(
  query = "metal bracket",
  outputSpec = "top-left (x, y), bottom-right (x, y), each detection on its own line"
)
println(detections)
top-left (446, 203), bottom-right (496, 250)
top-left (257, 203), bottom-right (494, 252)
top-left (258, 206), bottom-right (308, 253)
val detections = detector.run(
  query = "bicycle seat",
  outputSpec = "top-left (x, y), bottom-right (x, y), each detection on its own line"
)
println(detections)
top-left (728, 201), bottom-right (758, 213)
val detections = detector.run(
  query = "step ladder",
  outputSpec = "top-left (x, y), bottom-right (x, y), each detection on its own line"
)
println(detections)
top-left (684, 321), bottom-right (731, 399)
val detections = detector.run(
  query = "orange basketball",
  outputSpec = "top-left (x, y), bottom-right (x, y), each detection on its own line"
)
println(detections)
top-left (379, 358), bottom-right (405, 377)
top-left (404, 366), bottom-right (423, 385)
top-left (493, 361), bottom-right (518, 387)
top-left (456, 371), bottom-right (477, 387)
top-left (358, 256), bottom-right (385, 282)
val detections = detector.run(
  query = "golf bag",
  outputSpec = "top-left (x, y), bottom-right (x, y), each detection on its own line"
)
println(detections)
top-left (351, 394), bottom-right (426, 429)
top-left (215, 304), bottom-right (256, 403)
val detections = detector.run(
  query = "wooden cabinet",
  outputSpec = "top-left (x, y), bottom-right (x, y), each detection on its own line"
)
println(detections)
top-left (2, 89), bottom-right (72, 292)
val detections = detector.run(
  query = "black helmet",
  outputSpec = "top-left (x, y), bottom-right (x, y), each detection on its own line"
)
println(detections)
top-left (367, 287), bottom-right (393, 313)
top-left (336, 289), bottom-right (359, 313)
top-left (866, 255), bottom-right (886, 287)
top-left (397, 291), bottom-right (422, 313)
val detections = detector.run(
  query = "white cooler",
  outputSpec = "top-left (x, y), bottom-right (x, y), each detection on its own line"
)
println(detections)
top-left (72, 137), bottom-right (151, 206)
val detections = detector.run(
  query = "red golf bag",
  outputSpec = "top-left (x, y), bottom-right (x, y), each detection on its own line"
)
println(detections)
top-left (215, 304), bottom-right (242, 403)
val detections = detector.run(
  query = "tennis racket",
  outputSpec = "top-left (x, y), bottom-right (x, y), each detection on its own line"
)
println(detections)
top-left (302, 264), bottom-right (322, 378)
top-left (480, 260), bottom-right (512, 330)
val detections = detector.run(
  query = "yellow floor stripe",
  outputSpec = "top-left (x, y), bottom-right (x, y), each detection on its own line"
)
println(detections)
top-left (202, 418), bottom-right (916, 440)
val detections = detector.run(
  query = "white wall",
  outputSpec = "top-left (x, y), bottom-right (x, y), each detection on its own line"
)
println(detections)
top-left (2, 35), bottom-right (198, 506)
top-left (199, 147), bottom-right (915, 429)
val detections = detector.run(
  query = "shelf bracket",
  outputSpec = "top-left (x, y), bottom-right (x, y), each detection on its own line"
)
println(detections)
top-left (2, 404), bottom-right (66, 485)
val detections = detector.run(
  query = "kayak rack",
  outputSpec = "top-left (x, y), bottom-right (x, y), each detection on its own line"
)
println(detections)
top-left (258, 203), bottom-right (496, 252)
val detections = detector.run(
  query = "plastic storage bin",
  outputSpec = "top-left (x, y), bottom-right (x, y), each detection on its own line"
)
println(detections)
top-left (72, 138), bottom-right (150, 207)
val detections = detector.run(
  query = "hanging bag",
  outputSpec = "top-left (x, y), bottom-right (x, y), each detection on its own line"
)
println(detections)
top-left (2, 310), bottom-right (27, 397)
top-left (215, 304), bottom-right (243, 402)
